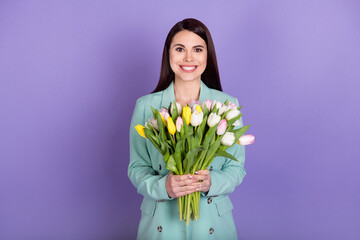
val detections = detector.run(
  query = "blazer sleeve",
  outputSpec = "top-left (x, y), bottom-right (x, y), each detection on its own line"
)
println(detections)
top-left (128, 98), bottom-right (172, 201)
top-left (205, 98), bottom-right (246, 197)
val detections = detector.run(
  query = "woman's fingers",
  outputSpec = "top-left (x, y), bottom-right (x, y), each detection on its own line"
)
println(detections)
top-left (166, 170), bottom-right (212, 198)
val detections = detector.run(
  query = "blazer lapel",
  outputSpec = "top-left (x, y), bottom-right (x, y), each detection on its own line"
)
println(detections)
top-left (161, 81), bottom-right (175, 109)
top-left (199, 80), bottom-right (211, 102)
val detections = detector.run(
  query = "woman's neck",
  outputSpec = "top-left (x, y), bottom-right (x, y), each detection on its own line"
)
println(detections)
top-left (173, 79), bottom-right (201, 106)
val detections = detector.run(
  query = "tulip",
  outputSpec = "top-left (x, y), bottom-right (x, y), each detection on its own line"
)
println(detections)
top-left (167, 117), bottom-right (176, 135)
top-left (225, 108), bottom-right (241, 120)
top-left (135, 124), bottom-right (146, 138)
top-left (202, 99), bottom-right (213, 110)
top-left (216, 119), bottom-right (227, 135)
top-left (211, 100), bottom-right (222, 110)
top-left (170, 102), bottom-right (182, 116)
top-left (190, 111), bottom-right (203, 127)
top-left (182, 105), bottom-right (191, 125)
top-left (237, 134), bottom-right (255, 145)
top-left (227, 101), bottom-right (238, 109)
top-left (195, 105), bottom-right (202, 113)
top-left (207, 113), bottom-right (221, 127)
top-left (176, 116), bottom-right (183, 132)
top-left (189, 99), bottom-right (201, 110)
top-left (212, 101), bottom-right (227, 115)
top-left (160, 108), bottom-right (170, 125)
top-left (160, 108), bottom-right (170, 120)
top-left (221, 132), bottom-right (235, 146)
top-left (148, 117), bottom-right (159, 131)
top-left (232, 120), bottom-right (241, 126)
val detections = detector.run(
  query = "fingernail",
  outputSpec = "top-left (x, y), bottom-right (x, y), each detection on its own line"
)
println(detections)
top-left (196, 188), bottom-right (199, 191)
top-left (199, 184), bottom-right (202, 187)
top-left (189, 176), bottom-right (193, 179)
top-left (195, 171), bottom-right (198, 174)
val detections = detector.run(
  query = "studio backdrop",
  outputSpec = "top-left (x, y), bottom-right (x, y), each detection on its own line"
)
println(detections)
top-left (0, 1), bottom-right (359, 239)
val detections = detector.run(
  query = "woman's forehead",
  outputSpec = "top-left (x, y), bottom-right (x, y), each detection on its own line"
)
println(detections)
top-left (171, 30), bottom-right (206, 47)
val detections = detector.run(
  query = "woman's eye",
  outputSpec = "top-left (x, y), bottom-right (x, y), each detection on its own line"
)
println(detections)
top-left (175, 48), bottom-right (184, 52)
top-left (194, 48), bottom-right (203, 52)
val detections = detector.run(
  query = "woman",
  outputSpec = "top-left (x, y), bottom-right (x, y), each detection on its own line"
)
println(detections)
top-left (128, 18), bottom-right (246, 240)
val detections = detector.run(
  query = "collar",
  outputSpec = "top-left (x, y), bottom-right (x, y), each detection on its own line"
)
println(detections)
top-left (161, 80), bottom-right (211, 107)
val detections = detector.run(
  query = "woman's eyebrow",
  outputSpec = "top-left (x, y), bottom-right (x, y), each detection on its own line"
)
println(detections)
top-left (173, 43), bottom-right (205, 48)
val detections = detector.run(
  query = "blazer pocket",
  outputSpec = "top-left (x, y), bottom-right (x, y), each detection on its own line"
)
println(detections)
top-left (140, 198), bottom-right (157, 217)
top-left (214, 196), bottom-right (234, 216)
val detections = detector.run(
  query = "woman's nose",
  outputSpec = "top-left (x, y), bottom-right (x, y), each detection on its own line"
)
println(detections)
top-left (184, 51), bottom-right (193, 62)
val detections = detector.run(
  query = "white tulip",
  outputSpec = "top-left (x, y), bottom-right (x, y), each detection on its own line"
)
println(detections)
top-left (207, 113), bottom-right (221, 127)
top-left (147, 117), bottom-right (159, 131)
top-left (218, 105), bottom-right (228, 115)
top-left (225, 108), bottom-right (241, 120)
top-left (170, 102), bottom-right (182, 116)
top-left (232, 120), bottom-right (241, 126)
top-left (211, 100), bottom-right (222, 110)
top-left (221, 132), bottom-right (235, 146)
top-left (190, 111), bottom-right (203, 127)
top-left (237, 135), bottom-right (255, 145)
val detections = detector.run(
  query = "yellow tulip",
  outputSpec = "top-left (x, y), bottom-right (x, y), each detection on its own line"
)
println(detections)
top-left (160, 114), bottom-right (166, 125)
top-left (182, 105), bottom-right (191, 125)
top-left (196, 105), bottom-right (202, 113)
top-left (167, 117), bottom-right (176, 135)
top-left (134, 124), bottom-right (146, 138)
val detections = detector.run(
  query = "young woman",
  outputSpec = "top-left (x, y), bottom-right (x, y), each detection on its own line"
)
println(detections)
top-left (128, 18), bottom-right (246, 240)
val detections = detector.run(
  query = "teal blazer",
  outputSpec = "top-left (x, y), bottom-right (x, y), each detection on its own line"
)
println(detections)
top-left (128, 80), bottom-right (246, 240)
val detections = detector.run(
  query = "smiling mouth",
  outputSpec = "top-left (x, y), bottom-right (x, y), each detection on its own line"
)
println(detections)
top-left (180, 65), bottom-right (198, 72)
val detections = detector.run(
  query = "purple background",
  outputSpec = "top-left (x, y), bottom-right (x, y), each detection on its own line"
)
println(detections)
top-left (1, 1), bottom-right (359, 239)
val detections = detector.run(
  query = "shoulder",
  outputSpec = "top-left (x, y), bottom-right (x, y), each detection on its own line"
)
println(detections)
top-left (135, 91), bottom-right (163, 109)
top-left (208, 88), bottom-right (238, 104)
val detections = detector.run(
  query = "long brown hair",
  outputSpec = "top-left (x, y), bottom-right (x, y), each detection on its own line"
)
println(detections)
top-left (152, 18), bottom-right (222, 93)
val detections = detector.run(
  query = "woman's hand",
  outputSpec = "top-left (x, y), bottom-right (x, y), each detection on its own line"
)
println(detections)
top-left (191, 170), bottom-right (211, 193)
top-left (165, 172), bottom-right (198, 198)
top-left (165, 170), bottom-right (212, 198)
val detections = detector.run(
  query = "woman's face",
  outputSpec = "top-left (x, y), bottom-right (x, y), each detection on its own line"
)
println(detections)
top-left (169, 30), bottom-right (207, 83)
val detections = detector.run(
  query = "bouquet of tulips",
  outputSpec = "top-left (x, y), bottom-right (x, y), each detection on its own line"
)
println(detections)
top-left (135, 99), bottom-right (254, 225)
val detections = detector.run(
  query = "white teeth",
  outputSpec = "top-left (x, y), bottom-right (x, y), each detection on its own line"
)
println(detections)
top-left (181, 66), bottom-right (196, 70)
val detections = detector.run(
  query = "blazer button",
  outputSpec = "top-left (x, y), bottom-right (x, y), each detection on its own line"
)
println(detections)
top-left (209, 228), bottom-right (214, 234)
top-left (209, 166), bottom-right (213, 171)
top-left (207, 197), bottom-right (212, 204)
top-left (159, 164), bottom-right (162, 171)
top-left (157, 226), bottom-right (162, 232)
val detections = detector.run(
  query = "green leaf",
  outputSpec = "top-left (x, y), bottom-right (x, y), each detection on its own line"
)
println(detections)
top-left (227, 113), bottom-right (242, 127)
top-left (202, 124), bottom-right (218, 146)
top-left (184, 146), bottom-right (203, 173)
top-left (151, 106), bottom-right (157, 119)
top-left (202, 103), bottom-right (209, 116)
top-left (156, 111), bottom-right (167, 141)
top-left (163, 149), bottom-right (170, 163)
top-left (233, 124), bottom-right (250, 141)
top-left (166, 155), bottom-right (179, 174)
top-left (214, 148), bottom-right (238, 161)
top-left (144, 128), bottom-right (164, 155)
top-left (174, 140), bottom-right (183, 174)
top-left (171, 101), bottom-right (178, 122)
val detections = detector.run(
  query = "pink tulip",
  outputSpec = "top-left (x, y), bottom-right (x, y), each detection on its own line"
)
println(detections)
top-left (237, 135), bottom-right (255, 145)
top-left (227, 101), bottom-right (238, 109)
top-left (176, 116), bottom-right (183, 132)
top-left (202, 99), bottom-right (213, 110)
top-left (216, 119), bottom-right (227, 135)
top-left (160, 108), bottom-right (170, 121)
top-left (189, 99), bottom-right (201, 109)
